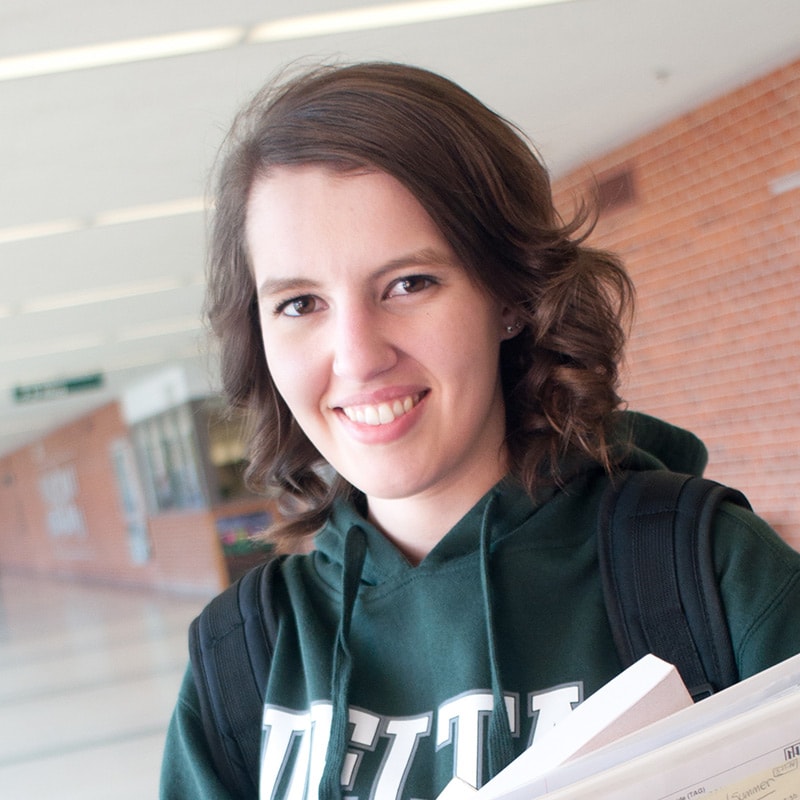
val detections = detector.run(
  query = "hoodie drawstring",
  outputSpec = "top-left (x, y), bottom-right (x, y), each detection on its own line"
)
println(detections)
top-left (319, 524), bottom-right (367, 800)
top-left (479, 493), bottom-right (516, 778)
top-left (318, 500), bottom-right (513, 797)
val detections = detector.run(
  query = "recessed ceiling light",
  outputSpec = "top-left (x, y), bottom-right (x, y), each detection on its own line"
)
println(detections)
top-left (0, 334), bottom-right (106, 362)
top-left (117, 316), bottom-right (203, 342)
top-left (249, 0), bottom-right (575, 41)
top-left (21, 278), bottom-right (185, 315)
top-left (0, 28), bottom-right (243, 82)
top-left (0, 197), bottom-right (207, 245)
top-left (93, 197), bottom-right (207, 227)
top-left (0, 219), bottom-right (86, 244)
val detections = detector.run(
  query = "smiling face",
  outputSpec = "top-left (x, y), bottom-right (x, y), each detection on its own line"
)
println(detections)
top-left (247, 165), bottom-right (515, 536)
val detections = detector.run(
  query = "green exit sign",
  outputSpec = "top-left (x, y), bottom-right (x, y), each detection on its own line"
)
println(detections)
top-left (14, 373), bottom-right (104, 404)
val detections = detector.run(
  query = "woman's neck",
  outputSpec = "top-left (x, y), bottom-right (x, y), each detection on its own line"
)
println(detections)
top-left (365, 462), bottom-right (508, 565)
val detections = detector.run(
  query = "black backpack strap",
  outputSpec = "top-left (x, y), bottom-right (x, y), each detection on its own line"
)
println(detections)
top-left (598, 471), bottom-right (750, 701)
top-left (189, 557), bottom-right (283, 796)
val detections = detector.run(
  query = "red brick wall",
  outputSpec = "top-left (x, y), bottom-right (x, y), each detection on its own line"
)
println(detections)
top-left (0, 402), bottom-right (229, 593)
top-left (553, 59), bottom-right (800, 550)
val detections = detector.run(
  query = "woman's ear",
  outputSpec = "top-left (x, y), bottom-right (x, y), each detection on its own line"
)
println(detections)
top-left (500, 306), bottom-right (523, 340)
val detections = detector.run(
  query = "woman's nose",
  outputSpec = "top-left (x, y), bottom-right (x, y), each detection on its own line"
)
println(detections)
top-left (331, 311), bottom-right (398, 382)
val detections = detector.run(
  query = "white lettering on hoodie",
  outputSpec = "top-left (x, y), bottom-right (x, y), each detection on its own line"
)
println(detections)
top-left (259, 682), bottom-right (582, 799)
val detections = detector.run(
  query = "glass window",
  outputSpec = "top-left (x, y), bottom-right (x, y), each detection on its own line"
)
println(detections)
top-left (131, 404), bottom-right (207, 513)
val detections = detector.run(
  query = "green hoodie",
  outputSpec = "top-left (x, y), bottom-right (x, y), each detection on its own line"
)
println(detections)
top-left (161, 413), bottom-right (800, 799)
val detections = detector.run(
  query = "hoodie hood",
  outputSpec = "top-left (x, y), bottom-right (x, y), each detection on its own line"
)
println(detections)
top-left (313, 410), bottom-right (710, 572)
top-left (299, 410), bottom-right (711, 797)
top-left (611, 410), bottom-right (709, 475)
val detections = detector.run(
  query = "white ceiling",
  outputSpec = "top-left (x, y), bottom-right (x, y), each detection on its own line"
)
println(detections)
top-left (2, 0), bottom-right (800, 457)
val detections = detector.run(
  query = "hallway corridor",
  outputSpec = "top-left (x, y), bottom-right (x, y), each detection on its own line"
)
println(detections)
top-left (0, 572), bottom-right (210, 799)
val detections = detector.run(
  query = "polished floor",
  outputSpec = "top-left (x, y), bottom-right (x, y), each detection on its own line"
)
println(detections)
top-left (0, 571), bottom-right (211, 799)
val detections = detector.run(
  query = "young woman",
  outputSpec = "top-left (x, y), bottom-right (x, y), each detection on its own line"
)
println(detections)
top-left (160, 63), bottom-right (800, 800)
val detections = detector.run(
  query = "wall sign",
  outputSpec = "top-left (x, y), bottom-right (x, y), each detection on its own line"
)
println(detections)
top-left (14, 373), bottom-right (103, 404)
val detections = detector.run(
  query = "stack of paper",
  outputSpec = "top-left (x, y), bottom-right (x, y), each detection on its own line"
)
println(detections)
top-left (437, 652), bottom-right (800, 800)
top-left (438, 654), bottom-right (691, 799)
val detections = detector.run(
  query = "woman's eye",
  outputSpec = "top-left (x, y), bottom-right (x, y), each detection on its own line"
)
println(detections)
top-left (386, 275), bottom-right (435, 298)
top-left (275, 295), bottom-right (318, 317)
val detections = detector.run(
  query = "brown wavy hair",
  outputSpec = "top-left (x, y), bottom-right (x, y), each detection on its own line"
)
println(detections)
top-left (205, 61), bottom-right (634, 545)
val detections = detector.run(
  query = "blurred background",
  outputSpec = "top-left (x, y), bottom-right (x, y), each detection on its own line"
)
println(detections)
top-left (0, 0), bottom-right (798, 796)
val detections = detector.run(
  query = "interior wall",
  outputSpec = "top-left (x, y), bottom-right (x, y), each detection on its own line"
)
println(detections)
top-left (552, 58), bottom-right (800, 550)
top-left (0, 402), bottom-right (229, 593)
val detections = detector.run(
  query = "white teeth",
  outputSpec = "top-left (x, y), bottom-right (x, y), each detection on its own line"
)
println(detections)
top-left (342, 394), bottom-right (419, 426)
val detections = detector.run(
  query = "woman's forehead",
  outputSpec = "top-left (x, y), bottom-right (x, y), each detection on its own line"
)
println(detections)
top-left (246, 166), bottom-right (458, 284)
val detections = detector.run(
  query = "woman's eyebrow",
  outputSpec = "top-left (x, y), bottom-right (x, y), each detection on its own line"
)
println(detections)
top-left (257, 276), bottom-right (319, 299)
top-left (257, 247), bottom-right (454, 298)
top-left (375, 247), bottom-right (455, 276)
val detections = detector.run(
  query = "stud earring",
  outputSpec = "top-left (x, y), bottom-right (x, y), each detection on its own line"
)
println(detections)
top-left (505, 322), bottom-right (522, 334)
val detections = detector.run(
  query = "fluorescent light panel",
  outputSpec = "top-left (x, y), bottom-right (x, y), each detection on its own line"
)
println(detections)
top-left (250, 0), bottom-right (574, 41)
top-left (117, 316), bottom-right (202, 342)
top-left (0, 316), bottom-right (202, 362)
top-left (0, 28), bottom-right (243, 81)
top-left (93, 197), bottom-right (207, 227)
top-left (0, 219), bottom-right (86, 244)
top-left (0, 0), bottom-right (574, 81)
top-left (0, 196), bottom-right (206, 245)
top-left (21, 277), bottom-right (185, 315)
top-left (0, 334), bottom-right (106, 362)
top-left (105, 347), bottom-right (203, 373)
